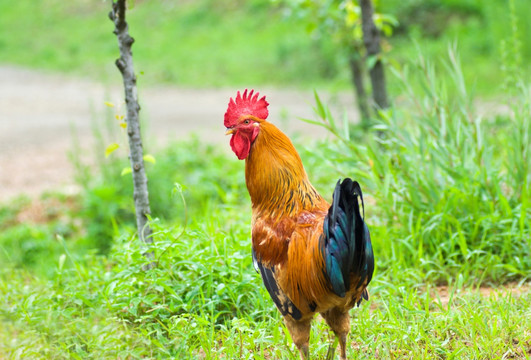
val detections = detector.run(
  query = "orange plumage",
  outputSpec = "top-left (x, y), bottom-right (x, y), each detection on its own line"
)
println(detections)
top-left (225, 90), bottom-right (374, 359)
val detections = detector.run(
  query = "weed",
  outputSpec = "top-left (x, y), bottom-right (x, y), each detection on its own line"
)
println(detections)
top-left (306, 48), bottom-right (531, 285)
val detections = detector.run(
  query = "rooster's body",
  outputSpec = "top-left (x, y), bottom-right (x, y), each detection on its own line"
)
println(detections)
top-left (224, 90), bottom-right (374, 359)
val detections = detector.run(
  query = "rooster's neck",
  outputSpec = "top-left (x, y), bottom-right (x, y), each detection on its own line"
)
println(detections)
top-left (244, 121), bottom-right (323, 217)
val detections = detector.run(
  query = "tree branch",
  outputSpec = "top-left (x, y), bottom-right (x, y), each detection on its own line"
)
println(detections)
top-left (109, 0), bottom-right (154, 267)
top-left (348, 50), bottom-right (371, 124)
top-left (360, 0), bottom-right (389, 110)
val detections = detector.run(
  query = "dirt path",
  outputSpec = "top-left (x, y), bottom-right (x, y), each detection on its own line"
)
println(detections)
top-left (0, 65), bottom-right (511, 203)
top-left (0, 66), bottom-right (356, 202)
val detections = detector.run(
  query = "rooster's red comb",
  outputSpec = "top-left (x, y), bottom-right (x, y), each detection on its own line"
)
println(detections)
top-left (224, 89), bottom-right (269, 127)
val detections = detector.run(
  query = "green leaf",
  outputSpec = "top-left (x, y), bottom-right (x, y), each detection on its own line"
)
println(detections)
top-left (172, 182), bottom-right (187, 195)
top-left (342, 112), bottom-right (350, 141)
top-left (305, 22), bottom-right (317, 34)
top-left (58, 254), bottom-right (66, 271)
top-left (143, 154), bottom-right (156, 164)
top-left (105, 143), bottom-right (120, 157)
top-left (299, 117), bottom-right (326, 127)
top-left (366, 54), bottom-right (379, 70)
top-left (121, 167), bottom-right (132, 176)
top-left (313, 90), bottom-right (326, 120)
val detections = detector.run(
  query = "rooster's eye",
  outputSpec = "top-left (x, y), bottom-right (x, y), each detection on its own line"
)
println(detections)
top-left (244, 119), bottom-right (250, 124)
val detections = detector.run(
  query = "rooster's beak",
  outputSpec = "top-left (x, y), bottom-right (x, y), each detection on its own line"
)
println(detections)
top-left (225, 128), bottom-right (235, 135)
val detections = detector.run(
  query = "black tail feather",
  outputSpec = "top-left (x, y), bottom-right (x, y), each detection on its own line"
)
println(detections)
top-left (321, 178), bottom-right (374, 300)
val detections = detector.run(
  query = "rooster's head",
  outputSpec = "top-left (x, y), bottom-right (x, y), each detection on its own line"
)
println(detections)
top-left (224, 89), bottom-right (269, 160)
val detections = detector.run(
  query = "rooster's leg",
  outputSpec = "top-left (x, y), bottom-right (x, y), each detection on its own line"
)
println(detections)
top-left (284, 315), bottom-right (312, 359)
top-left (321, 308), bottom-right (350, 360)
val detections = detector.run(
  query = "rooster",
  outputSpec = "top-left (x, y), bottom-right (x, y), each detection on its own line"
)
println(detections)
top-left (224, 89), bottom-right (374, 360)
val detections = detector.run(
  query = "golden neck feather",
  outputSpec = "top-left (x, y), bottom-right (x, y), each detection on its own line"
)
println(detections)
top-left (244, 121), bottom-right (323, 217)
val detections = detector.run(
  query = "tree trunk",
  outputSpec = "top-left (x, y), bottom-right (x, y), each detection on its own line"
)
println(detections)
top-left (360, 0), bottom-right (389, 110)
top-left (109, 0), bottom-right (154, 266)
top-left (348, 50), bottom-right (371, 125)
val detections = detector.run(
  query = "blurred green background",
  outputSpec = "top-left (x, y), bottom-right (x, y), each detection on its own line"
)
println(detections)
top-left (1, 0), bottom-right (529, 94)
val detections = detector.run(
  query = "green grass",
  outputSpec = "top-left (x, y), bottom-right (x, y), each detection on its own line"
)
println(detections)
top-left (1, 214), bottom-right (530, 358)
top-left (1, 173), bottom-right (529, 359)
top-left (1, 258), bottom-right (530, 359)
